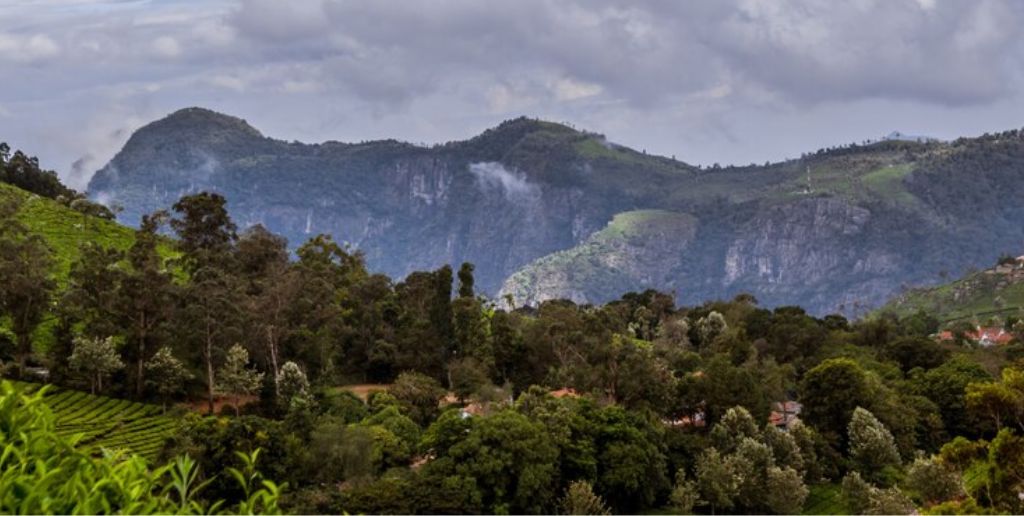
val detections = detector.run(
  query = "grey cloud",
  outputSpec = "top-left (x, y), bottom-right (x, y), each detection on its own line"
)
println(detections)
top-left (3, 0), bottom-right (1024, 187)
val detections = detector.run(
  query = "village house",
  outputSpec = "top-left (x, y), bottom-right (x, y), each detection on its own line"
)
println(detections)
top-left (937, 326), bottom-right (1014, 347)
top-left (769, 401), bottom-right (802, 431)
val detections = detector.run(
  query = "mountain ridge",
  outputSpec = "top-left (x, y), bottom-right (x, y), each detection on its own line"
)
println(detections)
top-left (88, 108), bottom-right (1024, 315)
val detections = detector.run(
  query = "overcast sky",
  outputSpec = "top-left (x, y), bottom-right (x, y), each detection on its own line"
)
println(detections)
top-left (2, 0), bottom-right (1024, 189)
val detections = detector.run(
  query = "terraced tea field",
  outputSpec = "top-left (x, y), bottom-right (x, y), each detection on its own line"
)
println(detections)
top-left (12, 381), bottom-right (177, 461)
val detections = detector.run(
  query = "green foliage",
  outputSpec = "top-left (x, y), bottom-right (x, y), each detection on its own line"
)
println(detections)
top-left (558, 480), bottom-right (611, 515)
top-left (766, 466), bottom-right (810, 514)
top-left (800, 358), bottom-right (872, 446)
top-left (905, 456), bottom-right (964, 506)
top-left (0, 381), bottom-right (282, 513)
top-left (965, 366), bottom-right (1024, 432)
top-left (387, 371), bottom-right (446, 426)
top-left (216, 344), bottom-right (264, 415)
top-left (145, 346), bottom-right (193, 409)
top-left (848, 407), bottom-right (902, 482)
top-left (69, 335), bottom-right (124, 394)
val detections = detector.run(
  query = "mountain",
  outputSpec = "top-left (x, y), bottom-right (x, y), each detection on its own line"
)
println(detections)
top-left (88, 108), bottom-right (1024, 314)
top-left (879, 255), bottom-right (1024, 323)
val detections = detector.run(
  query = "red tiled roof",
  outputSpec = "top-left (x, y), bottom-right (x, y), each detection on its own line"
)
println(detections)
top-left (936, 327), bottom-right (1013, 345)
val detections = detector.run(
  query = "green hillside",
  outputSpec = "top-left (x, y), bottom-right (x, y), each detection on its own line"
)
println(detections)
top-left (8, 381), bottom-right (177, 460)
top-left (1, 182), bottom-right (143, 278)
top-left (879, 258), bottom-right (1024, 323)
top-left (0, 182), bottom-right (176, 349)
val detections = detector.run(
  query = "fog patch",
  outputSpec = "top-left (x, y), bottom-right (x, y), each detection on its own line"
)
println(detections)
top-left (92, 190), bottom-right (116, 207)
top-left (469, 162), bottom-right (538, 201)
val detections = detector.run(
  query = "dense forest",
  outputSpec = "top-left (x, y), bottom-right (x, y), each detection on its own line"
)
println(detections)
top-left (2, 143), bottom-right (1024, 514)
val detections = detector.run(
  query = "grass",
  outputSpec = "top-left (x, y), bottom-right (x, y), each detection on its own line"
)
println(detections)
top-left (878, 265), bottom-right (1024, 323)
top-left (9, 380), bottom-right (178, 461)
top-left (803, 483), bottom-right (849, 515)
top-left (861, 163), bottom-right (919, 207)
top-left (1, 183), bottom-right (139, 283)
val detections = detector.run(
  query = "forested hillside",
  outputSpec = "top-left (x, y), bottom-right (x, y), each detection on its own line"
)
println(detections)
top-left (881, 255), bottom-right (1024, 324)
top-left (4, 148), bottom-right (1024, 513)
top-left (88, 108), bottom-right (1024, 315)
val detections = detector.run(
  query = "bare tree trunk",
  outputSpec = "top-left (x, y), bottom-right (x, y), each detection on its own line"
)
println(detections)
top-left (267, 327), bottom-right (280, 398)
top-left (135, 315), bottom-right (148, 399)
top-left (205, 328), bottom-right (216, 414)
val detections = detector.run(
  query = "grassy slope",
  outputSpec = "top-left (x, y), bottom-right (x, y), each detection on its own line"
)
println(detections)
top-left (0, 182), bottom-right (177, 350)
top-left (1, 182), bottom-right (138, 281)
top-left (878, 262), bottom-right (1024, 323)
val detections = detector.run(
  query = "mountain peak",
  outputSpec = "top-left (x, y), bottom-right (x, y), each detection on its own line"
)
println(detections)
top-left (148, 107), bottom-right (264, 139)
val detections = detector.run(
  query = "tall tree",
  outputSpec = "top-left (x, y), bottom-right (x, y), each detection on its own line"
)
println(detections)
top-left (457, 262), bottom-right (475, 298)
top-left (0, 197), bottom-right (56, 374)
top-left (118, 212), bottom-right (176, 398)
top-left (238, 225), bottom-right (295, 396)
top-left (171, 193), bottom-right (242, 412)
top-left (170, 192), bottom-right (237, 273)
top-left (178, 267), bottom-right (243, 413)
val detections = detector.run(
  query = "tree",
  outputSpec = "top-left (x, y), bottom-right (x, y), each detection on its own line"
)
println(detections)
top-left (866, 487), bottom-right (915, 515)
top-left (695, 448), bottom-right (737, 513)
top-left (558, 480), bottom-right (610, 515)
top-left (178, 266), bottom-right (243, 413)
top-left (841, 471), bottom-right (872, 514)
top-left (276, 361), bottom-right (311, 408)
top-left (710, 406), bottom-right (760, 453)
top-left (669, 470), bottom-right (698, 514)
top-left (238, 225), bottom-right (296, 396)
top-left (457, 262), bottom-right (475, 299)
top-left (904, 456), bottom-right (963, 506)
top-left (884, 336), bottom-right (949, 372)
top-left (118, 212), bottom-right (176, 399)
top-left (449, 357), bottom-right (490, 402)
top-left (848, 407), bottom-right (901, 481)
top-left (444, 409), bottom-right (559, 513)
top-left (216, 344), bottom-right (264, 416)
top-left (69, 336), bottom-right (123, 394)
top-left (145, 346), bottom-right (193, 410)
top-left (800, 358), bottom-right (872, 446)
top-left (0, 197), bottom-right (56, 374)
top-left (172, 193), bottom-right (243, 412)
top-left (388, 371), bottom-right (446, 426)
top-left (965, 366), bottom-right (1024, 432)
top-left (911, 355), bottom-right (992, 438)
top-left (696, 311), bottom-right (727, 347)
top-left (170, 192), bottom-right (237, 273)
top-left (765, 466), bottom-right (808, 515)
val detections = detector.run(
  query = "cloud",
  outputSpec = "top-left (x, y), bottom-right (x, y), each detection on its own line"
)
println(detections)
top-left (469, 162), bottom-right (538, 201)
top-left (151, 36), bottom-right (182, 58)
top-left (0, 33), bottom-right (61, 63)
top-left (3, 0), bottom-right (1024, 186)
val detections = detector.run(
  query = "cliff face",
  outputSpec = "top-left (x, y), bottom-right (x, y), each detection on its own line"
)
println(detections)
top-left (89, 108), bottom-right (1024, 315)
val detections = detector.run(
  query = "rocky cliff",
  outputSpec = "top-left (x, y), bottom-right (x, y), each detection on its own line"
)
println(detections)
top-left (89, 108), bottom-right (1024, 315)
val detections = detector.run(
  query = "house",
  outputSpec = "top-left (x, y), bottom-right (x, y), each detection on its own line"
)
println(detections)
top-left (549, 387), bottom-right (581, 399)
top-left (663, 412), bottom-right (706, 428)
top-left (937, 327), bottom-right (1014, 347)
top-left (769, 401), bottom-right (802, 431)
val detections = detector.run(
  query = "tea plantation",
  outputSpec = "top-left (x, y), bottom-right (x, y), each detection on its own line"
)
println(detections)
top-left (10, 381), bottom-right (176, 460)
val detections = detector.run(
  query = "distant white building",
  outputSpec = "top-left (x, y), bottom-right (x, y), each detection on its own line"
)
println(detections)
top-left (882, 131), bottom-right (939, 143)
